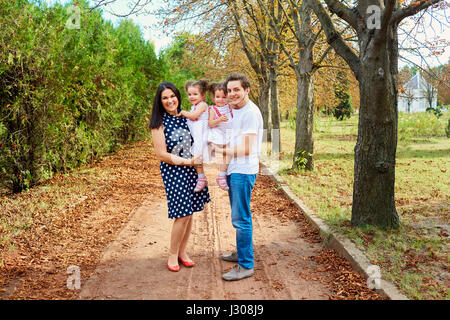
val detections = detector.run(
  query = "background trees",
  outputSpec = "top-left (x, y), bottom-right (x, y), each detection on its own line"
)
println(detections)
top-left (0, 0), bottom-right (163, 192)
top-left (2, 0), bottom-right (448, 231)
top-left (307, 0), bottom-right (445, 228)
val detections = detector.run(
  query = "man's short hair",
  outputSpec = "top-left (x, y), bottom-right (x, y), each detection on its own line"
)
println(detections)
top-left (225, 73), bottom-right (251, 90)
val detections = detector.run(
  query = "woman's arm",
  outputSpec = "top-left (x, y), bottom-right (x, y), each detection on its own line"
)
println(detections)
top-left (151, 127), bottom-right (198, 166)
top-left (179, 102), bottom-right (207, 120)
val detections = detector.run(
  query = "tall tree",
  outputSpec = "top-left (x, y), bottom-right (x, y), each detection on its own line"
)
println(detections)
top-left (256, 0), bottom-right (340, 170)
top-left (153, 0), bottom-right (287, 145)
top-left (307, 0), bottom-right (444, 228)
top-left (229, 0), bottom-right (286, 146)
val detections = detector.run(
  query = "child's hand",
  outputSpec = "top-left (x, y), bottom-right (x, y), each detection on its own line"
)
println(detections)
top-left (219, 115), bottom-right (228, 122)
top-left (177, 110), bottom-right (184, 117)
top-left (192, 154), bottom-right (203, 165)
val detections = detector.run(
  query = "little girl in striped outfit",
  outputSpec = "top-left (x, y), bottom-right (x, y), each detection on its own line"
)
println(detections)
top-left (207, 82), bottom-right (233, 190)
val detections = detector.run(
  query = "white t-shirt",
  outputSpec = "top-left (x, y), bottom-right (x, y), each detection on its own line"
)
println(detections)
top-left (227, 100), bottom-right (263, 175)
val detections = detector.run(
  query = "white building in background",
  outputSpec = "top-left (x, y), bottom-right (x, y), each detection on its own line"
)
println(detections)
top-left (398, 72), bottom-right (438, 113)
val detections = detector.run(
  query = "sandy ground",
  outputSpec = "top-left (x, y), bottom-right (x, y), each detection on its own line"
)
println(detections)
top-left (78, 164), bottom-right (333, 300)
top-left (1, 141), bottom-right (382, 300)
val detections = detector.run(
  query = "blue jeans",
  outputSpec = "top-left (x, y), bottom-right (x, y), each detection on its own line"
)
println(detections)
top-left (227, 173), bottom-right (257, 269)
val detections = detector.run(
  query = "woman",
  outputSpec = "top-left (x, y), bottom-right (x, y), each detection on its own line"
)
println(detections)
top-left (150, 81), bottom-right (211, 272)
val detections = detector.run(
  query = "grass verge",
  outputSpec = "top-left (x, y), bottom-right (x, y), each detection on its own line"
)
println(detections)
top-left (273, 114), bottom-right (449, 300)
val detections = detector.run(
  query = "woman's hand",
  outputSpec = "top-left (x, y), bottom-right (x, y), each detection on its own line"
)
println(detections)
top-left (189, 154), bottom-right (202, 165)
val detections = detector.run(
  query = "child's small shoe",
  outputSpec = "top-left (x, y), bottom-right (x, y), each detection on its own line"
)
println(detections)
top-left (216, 176), bottom-right (229, 191)
top-left (194, 178), bottom-right (208, 192)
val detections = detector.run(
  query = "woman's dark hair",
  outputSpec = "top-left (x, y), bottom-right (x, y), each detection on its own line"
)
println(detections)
top-left (150, 81), bottom-right (182, 129)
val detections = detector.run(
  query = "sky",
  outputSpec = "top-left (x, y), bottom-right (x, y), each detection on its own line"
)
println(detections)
top-left (42, 0), bottom-right (449, 67)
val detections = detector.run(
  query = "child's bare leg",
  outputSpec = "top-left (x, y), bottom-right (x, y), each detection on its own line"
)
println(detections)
top-left (216, 144), bottom-right (229, 190)
top-left (195, 163), bottom-right (204, 175)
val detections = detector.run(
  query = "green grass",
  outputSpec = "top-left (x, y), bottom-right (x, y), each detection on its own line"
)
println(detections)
top-left (271, 112), bottom-right (449, 300)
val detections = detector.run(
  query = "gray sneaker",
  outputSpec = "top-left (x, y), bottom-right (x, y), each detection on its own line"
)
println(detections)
top-left (222, 264), bottom-right (254, 281)
top-left (222, 251), bottom-right (238, 262)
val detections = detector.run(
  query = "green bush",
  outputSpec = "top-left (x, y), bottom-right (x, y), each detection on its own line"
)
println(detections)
top-left (398, 112), bottom-right (448, 141)
top-left (445, 119), bottom-right (450, 138)
top-left (426, 105), bottom-right (444, 118)
top-left (0, 0), bottom-right (163, 192)
top-left (333, 71), bottom-right (353, 120)
top-left (158, 32), bottom-right (207, 110)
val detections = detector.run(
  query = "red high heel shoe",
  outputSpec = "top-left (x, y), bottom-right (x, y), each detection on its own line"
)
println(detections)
top-left (178, 257), bottom-right (195, 268)
top-left (167, 259), bottom-right (180, 272)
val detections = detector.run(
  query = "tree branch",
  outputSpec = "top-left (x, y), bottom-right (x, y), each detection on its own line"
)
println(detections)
top-left (314, 64), bottom-right (352, 70)
top-left (392, 0), bottom-right (442, 24)
top-left (229, 1), bottom-right (263, 76)
top-left (306, 0), bottom-right (361, 79)
top-left (381, 0), bottom-right (397, 30)
top-left (323, 0), bottom-right (359, 30)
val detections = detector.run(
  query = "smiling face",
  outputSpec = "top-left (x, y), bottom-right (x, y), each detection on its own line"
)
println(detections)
top-left (187, 86), bottom-right (205, 106)
top-left (213, 89), bottom-right (228, 107)
top-left (161, 88), bottom-right (179, 115)
top-left (227, 80), bottom-right (250, 108)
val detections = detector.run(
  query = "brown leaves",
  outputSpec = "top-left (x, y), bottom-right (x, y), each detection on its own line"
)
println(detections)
top-left (309, 249), bottom-right (385, 300)
top-left (251, 175), bottom-right (384, 300)
top-left (0, 141), bottom-right (164, 299)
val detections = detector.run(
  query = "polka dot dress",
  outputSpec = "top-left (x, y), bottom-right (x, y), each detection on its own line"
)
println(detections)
top-left (160, 112), bottom-right (210, 219)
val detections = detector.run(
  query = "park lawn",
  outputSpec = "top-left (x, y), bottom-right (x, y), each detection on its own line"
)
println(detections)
top-left (274, 114), bottom-right (449, 300)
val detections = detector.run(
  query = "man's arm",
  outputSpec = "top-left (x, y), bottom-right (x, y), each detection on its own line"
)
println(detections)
top-left (216, 133), bottom-right (256, 158)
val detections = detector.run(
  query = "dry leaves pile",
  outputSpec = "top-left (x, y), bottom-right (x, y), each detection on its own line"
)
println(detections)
top-left (1, 141), bottom-right (385, 300)
top-left (252, 175), bottom-right (384, 300)
top-left (308, 249), bottom-right (385, 300)
top-left (0, 141), bottom-right (163, 299)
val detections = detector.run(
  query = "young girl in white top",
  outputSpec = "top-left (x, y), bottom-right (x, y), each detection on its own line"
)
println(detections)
top-left (207, 82), bottom-right (233, 191)
top-left (178, 79), bottom-right (210, 192)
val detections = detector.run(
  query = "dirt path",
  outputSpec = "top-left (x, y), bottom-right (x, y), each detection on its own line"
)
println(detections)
top-left (78, 164), bottom-right (357, 300)
top-left (1, 141), bottom-right (383, 300)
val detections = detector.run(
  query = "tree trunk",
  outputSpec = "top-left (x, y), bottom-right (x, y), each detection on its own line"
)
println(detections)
top-left (292, 69), bottom-right (314, 171)
top-left (258, 77), bottom-right (271, 143)
top-left (351, 26), bottom-right (400, 229)
top-left (269, 56), bottom-right (281, 153)
top-left (290, 5), bottom-right (316, 171)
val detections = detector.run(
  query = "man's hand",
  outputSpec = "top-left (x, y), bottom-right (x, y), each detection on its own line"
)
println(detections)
top-left (214, 145), bottom-right (226, 157)
top-left (190, 154), bottom-right (202, 165)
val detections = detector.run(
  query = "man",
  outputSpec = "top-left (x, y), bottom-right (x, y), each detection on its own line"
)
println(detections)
top-left (216, 73), bottom-right (263, 281)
